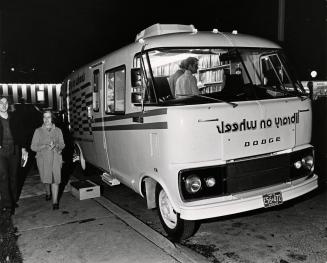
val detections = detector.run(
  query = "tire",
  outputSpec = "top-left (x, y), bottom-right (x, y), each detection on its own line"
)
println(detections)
top-left (156, 185), bottom-right (199, 241)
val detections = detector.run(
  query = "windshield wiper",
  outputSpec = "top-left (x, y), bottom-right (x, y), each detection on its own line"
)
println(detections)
top-left (175, 94), bottom-right (238, 107)
top-left (260, 86), bottom-right (307, 101)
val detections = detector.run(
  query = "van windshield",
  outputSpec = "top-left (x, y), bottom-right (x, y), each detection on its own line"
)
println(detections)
top-left (136, 48), bottom-right (306, 105)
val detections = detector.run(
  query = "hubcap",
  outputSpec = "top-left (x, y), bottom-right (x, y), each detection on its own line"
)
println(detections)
top-left (159, 189), bottom-right (177, 229)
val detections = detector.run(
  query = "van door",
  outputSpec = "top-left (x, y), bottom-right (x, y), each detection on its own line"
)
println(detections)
top-left (102, 66), bottom-right (126, 178)
top-left (91, 66), bottom-right (110, 171)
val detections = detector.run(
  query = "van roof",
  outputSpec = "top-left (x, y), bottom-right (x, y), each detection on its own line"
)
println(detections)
top-left (134, 24), bottom-right (279, 49)
top-left (139, 31), bottom-right (281, 50)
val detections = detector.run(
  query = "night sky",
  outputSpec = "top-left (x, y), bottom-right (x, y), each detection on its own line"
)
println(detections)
top-left (0, 0), bottom-right (325, 83)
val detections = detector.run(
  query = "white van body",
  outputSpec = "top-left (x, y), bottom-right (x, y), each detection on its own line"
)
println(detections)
top-left (62, 24), bottom-right (318, 240)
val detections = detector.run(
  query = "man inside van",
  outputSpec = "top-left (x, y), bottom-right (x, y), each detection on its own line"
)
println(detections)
top-left (175, 57), bottom-right (199, 97)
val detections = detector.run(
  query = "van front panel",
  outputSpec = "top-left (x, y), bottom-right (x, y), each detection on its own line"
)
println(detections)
top-left (167, 97), bottom-right (309, 164)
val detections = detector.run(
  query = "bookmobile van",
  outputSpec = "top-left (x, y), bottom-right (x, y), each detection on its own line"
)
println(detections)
top-left (61, 24), bottom-right (318, 240)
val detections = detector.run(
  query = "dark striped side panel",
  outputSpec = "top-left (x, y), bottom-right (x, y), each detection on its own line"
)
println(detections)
top-left (0, 83), bottom-right (61, 110)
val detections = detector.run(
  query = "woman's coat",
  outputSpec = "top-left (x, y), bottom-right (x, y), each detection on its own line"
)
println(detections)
top-left (31, 124), bottom-right (65, 184)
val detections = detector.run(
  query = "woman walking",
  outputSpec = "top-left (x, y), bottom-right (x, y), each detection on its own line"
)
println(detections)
top-left (31, 110), bottom-right (65, 210)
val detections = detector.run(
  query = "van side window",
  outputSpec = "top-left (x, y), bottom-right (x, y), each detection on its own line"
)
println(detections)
top-left (261, 54), bottom-right (292, 89)
top-left (93, 70), bottom-right (100, 112)
top-left (105, 66), bottom-right (125, 114)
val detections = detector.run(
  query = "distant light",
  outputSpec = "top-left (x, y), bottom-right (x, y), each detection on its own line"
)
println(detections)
top-left (232, 30), bottom-right (238, 34)
top-left (310, 70), bottom-right (317, 78)
top-left (32, 68), bottom-right (36, 71)
top-left (37, 90), bottom-right (44, 101)
top-left (212, 28), bottom-right (219, 33)
top-left (10, 67), bottom-right (15, 72)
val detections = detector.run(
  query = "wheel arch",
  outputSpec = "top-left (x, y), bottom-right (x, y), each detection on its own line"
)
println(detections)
top-left (139, 175), bottom-right (179, 212)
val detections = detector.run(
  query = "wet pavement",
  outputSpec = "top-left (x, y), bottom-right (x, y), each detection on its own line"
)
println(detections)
top-left (79, 166), bottom-right (327, 263)
top-left (13, 171), bottom-right (207, 263)
top-left (181, 187), bottom-right (327, 263)
top-left (20, 163), bottom-right (326, 263)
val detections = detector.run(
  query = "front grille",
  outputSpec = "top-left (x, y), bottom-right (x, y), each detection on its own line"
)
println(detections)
top-left (226, 154), bottom-right (290, 193)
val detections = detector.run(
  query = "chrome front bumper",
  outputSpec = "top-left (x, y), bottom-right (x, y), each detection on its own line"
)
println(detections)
top-left (180, 174), bottom-right (318, 220)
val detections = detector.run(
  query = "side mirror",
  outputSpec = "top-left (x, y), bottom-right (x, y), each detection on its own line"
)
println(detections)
top-left (131, 68), bottom-right (142, 87)
top-left (131, 68), bottom-right (143, 103)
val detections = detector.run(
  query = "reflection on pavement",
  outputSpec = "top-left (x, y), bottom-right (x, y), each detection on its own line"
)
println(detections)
top-left (20, 172), bottom-right (70, 199)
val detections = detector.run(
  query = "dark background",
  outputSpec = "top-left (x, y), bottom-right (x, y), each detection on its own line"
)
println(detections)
top-left (0, 0), bottom-right (325, 83)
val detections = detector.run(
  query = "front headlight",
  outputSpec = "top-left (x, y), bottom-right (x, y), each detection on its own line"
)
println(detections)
top-left (185, 175), bottom-right (202, 194)
top-left (290, 148), bottom-right (315, 179)
top-left (301, 155), bottom-right (314, 171)
top-left (179, 166), bottom-right (225, 201)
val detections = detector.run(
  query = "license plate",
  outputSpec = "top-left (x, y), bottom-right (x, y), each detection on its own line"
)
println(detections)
top-left (263, 192), bottom-right (283, 208)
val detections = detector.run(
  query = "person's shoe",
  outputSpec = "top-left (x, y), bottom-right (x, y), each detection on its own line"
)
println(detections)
top-left (52, 203), bottom-right (59, 210)
top-left (45, 194), bottom-right (51, 201)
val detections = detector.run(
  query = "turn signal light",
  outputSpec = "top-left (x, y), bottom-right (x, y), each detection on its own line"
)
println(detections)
top-left (205, 177), bottom-right (216, 187)
top-left (294, 160), bottom-right (302, 169)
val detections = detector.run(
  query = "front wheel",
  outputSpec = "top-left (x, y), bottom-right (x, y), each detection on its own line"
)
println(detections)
top-left (156, 185), bottom-right (199, 241)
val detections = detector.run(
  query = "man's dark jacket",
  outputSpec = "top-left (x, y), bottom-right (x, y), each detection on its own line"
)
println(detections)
top-left (0, 111), bottom-right (27, 149)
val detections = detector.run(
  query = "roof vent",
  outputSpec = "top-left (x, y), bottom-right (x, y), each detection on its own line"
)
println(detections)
top-left (135, 23), bottom-right (197, 42)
